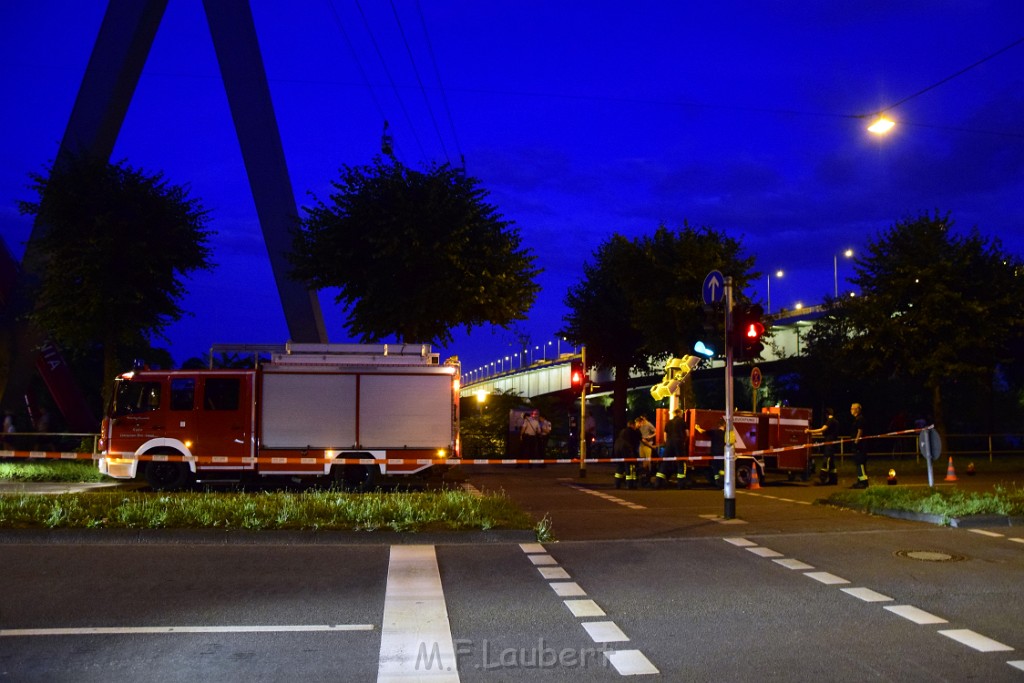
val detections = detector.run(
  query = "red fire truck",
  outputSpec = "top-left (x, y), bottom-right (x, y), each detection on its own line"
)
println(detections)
top-left (98, 343), bottom-right (460, 490)
top-left (683, 406), bottom-right (813, 487)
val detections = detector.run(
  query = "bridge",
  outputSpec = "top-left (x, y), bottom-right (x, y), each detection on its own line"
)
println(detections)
top-left (459, 306), bottom-right (826, 400)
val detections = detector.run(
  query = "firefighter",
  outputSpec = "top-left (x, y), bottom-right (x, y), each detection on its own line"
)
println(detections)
top-left (635, 414), bottom-right (656, 487)
top-left (806, 407), bottom-right (839, 485)
top-left (656, 408), bottom-right (685, 488)
top-left (849, 402), bottom-right (869, 488)
top-left (613, 418), bottom-right (640, 489)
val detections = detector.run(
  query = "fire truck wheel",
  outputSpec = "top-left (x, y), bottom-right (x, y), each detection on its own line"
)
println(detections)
top-left (335, 464), bottom-right (378, 492)
top-left (145, 461), bottom-right (193, 491)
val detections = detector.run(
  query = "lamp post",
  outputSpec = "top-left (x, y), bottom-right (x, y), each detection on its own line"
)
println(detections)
top-left (834, 249), bottom-right (853, 298)
top-left (767, 270), bottom-right (783, 313)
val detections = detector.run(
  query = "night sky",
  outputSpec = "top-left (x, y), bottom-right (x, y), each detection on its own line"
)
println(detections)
top-left (3, 2), bottom-right (1023, 377)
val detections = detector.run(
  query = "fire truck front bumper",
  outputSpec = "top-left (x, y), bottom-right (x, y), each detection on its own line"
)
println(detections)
top-left (98, 453), bottom-right (138, 480)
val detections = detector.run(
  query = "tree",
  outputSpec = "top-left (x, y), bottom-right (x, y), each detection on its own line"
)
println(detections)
top-left (562, 224), bottom-right (755, 431)
top-left (19, 153), bottom-right (214, 393)
top-left (291, 157), bottom-right (540, 345)
top-left (808, 212), bottom-right (1024, 440)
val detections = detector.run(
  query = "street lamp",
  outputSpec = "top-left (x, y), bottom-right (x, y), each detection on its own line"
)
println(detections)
top-left (767, 270), bottom-right (783, 313)
top-left (834, 248), bottom-right (853, 297)
top-left (867, 115), bottom-right (895, 134)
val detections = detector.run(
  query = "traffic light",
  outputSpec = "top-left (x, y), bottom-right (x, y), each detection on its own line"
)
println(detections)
top-left (732, 304), bottom-right (766, 360)
top-left (569, 359), bottom-right (585, 394)
top-left (693, 340), bottom-right (716, 359)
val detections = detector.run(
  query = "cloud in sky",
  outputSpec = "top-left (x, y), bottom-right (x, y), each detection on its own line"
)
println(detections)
top-left (1, 1), bottom-right (1022, 377)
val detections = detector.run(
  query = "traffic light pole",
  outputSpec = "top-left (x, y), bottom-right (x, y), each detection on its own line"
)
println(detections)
top-left (724, 277), bottom-right (737, 519)
top-left (578, 345), bottom-right (587, 479)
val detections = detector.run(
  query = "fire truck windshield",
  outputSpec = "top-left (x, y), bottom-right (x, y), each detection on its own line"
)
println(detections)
top-left (112, 380), bottom-right (162, 416)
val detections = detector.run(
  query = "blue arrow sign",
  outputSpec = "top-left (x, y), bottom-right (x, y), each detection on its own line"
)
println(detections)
top-left (703, 270), bottom-right (724, 306)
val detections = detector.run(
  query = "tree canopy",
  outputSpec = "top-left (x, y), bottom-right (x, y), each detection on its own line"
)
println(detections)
top-left (291, 157), bottom-right (540, 345)
top-left (562, 223), bottom-right (755, 429)
top-left (804, 211), bottom-right (1024, 437)
top-left (18, 153), bottom-right (214, 389)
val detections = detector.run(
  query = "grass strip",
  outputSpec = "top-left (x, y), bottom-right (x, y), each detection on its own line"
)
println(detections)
top-left (825, 483), bottom-right (1024, 522)
top-left (0, 460), bottom-right (105, 483)
top-left (0, 489), bottom-right (536, 533)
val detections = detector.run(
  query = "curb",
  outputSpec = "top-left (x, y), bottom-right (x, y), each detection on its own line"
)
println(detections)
top-left (873, 508), bottom-right (1024, 528)
top-left (0, 528), bottom-right (538, 546)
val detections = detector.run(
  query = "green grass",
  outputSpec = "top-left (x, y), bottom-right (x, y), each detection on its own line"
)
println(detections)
top-left (0, 489), bottom-right (537, 533)
top-left (0, 460), bottom-right (106, 483)
top-left (825, 484), bottom-right (1024, 522)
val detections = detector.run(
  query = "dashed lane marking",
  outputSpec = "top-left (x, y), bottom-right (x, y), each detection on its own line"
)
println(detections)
top-left (841, 587), bottom-right (893, 603)
top-left (938, 629), bottom-right (1014, 652)
top-left (773, 558), bottom-right (815, 570)
top-left (746, 546), bottom-right (784, 558)
top-left (461, 483), bottom-right (484, 498)
top-left (581, 621), bottom-right (630, 643)
top-left (968, 529), bottom-right (1005, 538)
top-left (605, 650), bottom-right (660, 676)
top-left (565, 483), bottom-right (647, 510)
top-left (804, 571), bottom-right (850, 585)
top-left (564, 599), bottom-right (606, 618)
top-left (521, 545), bottom-right (658, 676)
top-left (883, 605), bottom-right (948, 625)
top-left (527, 554), bottom-right (558, 566)
top-left (537, 567), bottom-right (570, 580)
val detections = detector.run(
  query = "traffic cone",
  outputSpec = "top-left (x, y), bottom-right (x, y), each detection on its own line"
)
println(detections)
top-left (944, 456), bottom-right (957, 482)
top-left (887, 468), bottom-right (897, 485)
top-left (966, 462), bottom-right (976, 476)
top-left (749, 463), bottom-right (761, 490)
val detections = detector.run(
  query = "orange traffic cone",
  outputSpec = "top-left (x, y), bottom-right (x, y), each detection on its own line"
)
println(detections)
top-left (749, 463), bottom-right (761, 490)
top-left (944, 456), bottom-right (957, 482)
top-left (887, 468), bottom-right (898, 485)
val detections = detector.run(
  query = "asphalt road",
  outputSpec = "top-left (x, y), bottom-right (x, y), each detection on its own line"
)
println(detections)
top-left (1, 464), bottom-right (1022, 681)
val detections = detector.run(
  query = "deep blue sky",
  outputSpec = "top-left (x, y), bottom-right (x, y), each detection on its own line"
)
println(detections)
top-left (3, 2), bottom-right (1023, 378)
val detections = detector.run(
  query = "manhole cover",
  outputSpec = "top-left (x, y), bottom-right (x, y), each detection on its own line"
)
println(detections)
top-left (894, 550), bottom-right (966, 562)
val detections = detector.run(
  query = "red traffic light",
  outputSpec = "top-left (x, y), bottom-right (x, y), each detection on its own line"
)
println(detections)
top-left (745, 321), bottom-right (765, 339)
top-left (569, 360), bottom-right (585, 394)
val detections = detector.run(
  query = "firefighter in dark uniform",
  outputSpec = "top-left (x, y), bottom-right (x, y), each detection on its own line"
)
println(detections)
top-left (806, 407), bottom-right (840, 485)
top-left (850, 402), bottom-right (869, 488)
top-left (656, 408), bottom-right (687, 488)
top-left (613, 418), bottom-right (640, 489)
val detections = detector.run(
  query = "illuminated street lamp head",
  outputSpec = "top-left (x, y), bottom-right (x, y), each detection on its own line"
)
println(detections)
top-left (868, 115), bottom-right (895, 134)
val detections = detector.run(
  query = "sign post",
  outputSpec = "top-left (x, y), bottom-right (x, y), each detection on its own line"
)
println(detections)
top-left (578, 345), bottom-right (587, 479)
top-left (723, 277), bottom-right (736, 519)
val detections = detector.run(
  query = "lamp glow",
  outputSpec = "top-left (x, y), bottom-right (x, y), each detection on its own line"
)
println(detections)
top-left (867, 116), bottom-right (895, 134)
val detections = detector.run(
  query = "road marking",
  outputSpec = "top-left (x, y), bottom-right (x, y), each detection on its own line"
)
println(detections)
top-left (804, 571), bottom-right (850, 585)
top-left (566, 484), bottom-right (648, 510)
top-left (841, 587), bottom-right (893, 603)
top-left (747, 547), bottom-right (784, 558)
top-left (1008, 660), bottom-right (1024, 672)
top-left (0, 624), bottom-right (374, 637)
top-left (581, 621), bottom-right (629, 643)
top-left (884, 605), bottom-right (948, 625)
top-left (1010, 538), bottom-right (1024, 544)
top-left (938, 629), bottom-right (1013, 652)
top-left (520, 543), bottom-right (546, 554)
top-left (604, 650), bottom-right (659, 675)
top-left (773, 558), bottom-right (815, 570)
top-left (377, 545), bottom-right (459, 683)
top-left (537, 567), bottom-right (570, 580)
top-left (528, 554), bottom-right (558, 566)
top-left (564, 599), bottom-right (605, 618)
top-left (968, 529), bottom-right (1004, 538)
top-left (549, 581), bottom-right (587, 597)
top-left (704, 515), bottom-right (748, 525)
top-left (723, 537), bottom-right (757, 547)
